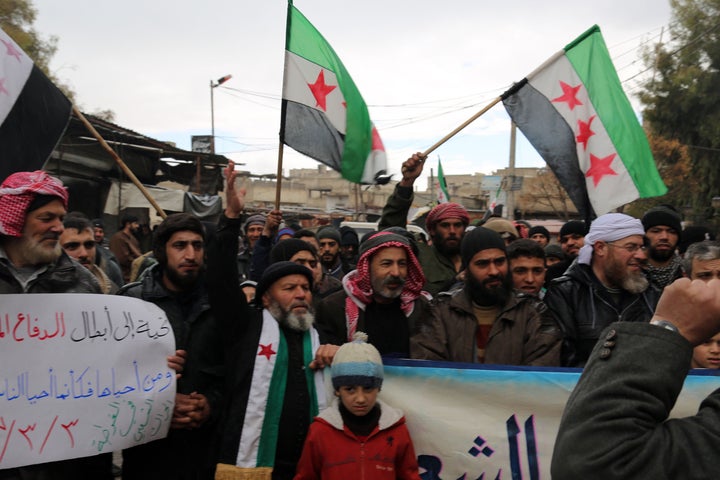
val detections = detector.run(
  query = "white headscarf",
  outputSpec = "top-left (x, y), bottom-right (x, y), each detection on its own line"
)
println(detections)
top-left (578, 213), bottom-right (645, 265)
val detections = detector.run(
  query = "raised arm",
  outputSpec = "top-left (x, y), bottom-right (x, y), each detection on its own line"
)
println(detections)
top-left (552, 278), bottom-right (720, 479)
top-left (378, 152), bottom-right (425, 230)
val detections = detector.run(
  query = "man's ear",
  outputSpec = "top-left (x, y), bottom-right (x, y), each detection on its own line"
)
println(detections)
top-left (334, 390), bottom-right (340, 397)
top-left (261, 292), bottom-right (271, 308)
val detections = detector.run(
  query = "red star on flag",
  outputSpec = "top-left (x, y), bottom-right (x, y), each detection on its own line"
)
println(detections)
top-left (258, 343), bottom-right (276, 360)
top-left (0, 78), bottom-right (8, 96)
top-left (307, 70), bottom-right (336, 112)
top-left (576, 116), bottom-right (596, 150)
top-left (552, 81), bottom-right (583, 110)
top-left (585, 153), bottom-right (618, 187)
top-left (1, 39), bottom-right (22, 62)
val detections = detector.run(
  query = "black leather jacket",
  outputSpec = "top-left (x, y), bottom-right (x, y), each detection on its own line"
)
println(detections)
top-left (544, 260), bottom-right (661, 367)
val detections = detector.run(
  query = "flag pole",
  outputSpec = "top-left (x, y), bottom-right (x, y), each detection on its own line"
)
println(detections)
top-left (72, 106), bottom-right (167, 219)
top-left (421, 96), bottom-right (502, 157)
top-left (275, 142), bottom-right (284, 210)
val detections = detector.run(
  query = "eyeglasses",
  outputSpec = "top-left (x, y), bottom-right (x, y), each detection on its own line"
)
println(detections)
top-left (606, 242), bottom-right (646, 254)
top-left (62, 241), bottom-right (96, 251)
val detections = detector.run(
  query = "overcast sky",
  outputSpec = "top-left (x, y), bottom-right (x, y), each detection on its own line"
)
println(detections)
top-left (34, 1), bottom-right (673, 185)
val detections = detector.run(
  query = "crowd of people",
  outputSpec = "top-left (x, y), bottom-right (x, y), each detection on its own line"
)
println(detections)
top-left (3, 151), bottom-right (720, 479)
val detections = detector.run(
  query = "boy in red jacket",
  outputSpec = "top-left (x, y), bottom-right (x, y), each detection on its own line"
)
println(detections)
top-left (294, 333), bottom-right (421, 480)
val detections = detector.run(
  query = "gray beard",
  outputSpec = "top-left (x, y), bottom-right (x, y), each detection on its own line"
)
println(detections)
top-left (621, 272), bottom-right (649, 294)
top-left (267, 301), bottom-right (314, 332)
top-left (19, 236), bottom-right (62, 265)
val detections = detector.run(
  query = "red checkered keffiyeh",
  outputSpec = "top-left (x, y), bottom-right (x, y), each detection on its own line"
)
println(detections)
top-left (425, 202), bottom-right (469, 231)
top-left (0, 171), bottom-right (68, 237)
top-left (342, 235), bottom-right (428, 341)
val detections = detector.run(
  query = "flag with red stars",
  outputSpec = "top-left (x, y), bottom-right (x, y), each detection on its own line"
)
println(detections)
top-left (280, 1), bottom-right (387, 185)
top-left (0, 27), bottom-right (71, 181)
top-left (502, 25), bottom-right (666, 220)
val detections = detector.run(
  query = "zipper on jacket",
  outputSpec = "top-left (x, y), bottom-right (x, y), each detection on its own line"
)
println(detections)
top-left (360, 441), bottom-right (365, 479)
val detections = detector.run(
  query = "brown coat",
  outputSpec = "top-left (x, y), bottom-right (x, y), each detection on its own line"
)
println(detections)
top-left (411, 288), bottom-right (561, 366)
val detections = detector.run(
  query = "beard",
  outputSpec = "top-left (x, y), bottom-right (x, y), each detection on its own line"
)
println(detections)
top-left (267, 299), bottom-right (314, 332)
top-left (604, 255), bottom-right (649, 294)
top-left (164, 263), bottom-right (203, 291)
top-left (19, 234), bottom-right (62, 265)
top-left (466, 271), bottom-right (512, 306)
top-left (648, 245), bottom-right (675, 262)
top-left (371, 274), bottom-right (406, 300)
top-left (432, 231), bottom-right (461, 256)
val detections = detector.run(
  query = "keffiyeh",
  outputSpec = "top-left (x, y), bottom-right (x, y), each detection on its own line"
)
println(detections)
top-left (0, 171), bottom-right (67, 237)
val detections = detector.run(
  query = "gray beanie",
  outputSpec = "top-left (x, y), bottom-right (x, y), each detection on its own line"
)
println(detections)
top-left (317, 226), bottom-right (341, 243)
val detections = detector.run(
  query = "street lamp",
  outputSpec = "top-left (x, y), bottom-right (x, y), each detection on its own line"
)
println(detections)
top-left (210, 74), bottom-right (232, 154)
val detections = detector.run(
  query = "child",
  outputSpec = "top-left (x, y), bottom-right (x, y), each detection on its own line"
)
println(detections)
top-left (294, 333), bottom-right (422, 480)
top-left (691, 332), bottom-right (720, 369)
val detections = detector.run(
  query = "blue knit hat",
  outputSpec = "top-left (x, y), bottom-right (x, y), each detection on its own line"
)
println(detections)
top-left (331, 332), bottom-right (383, 390)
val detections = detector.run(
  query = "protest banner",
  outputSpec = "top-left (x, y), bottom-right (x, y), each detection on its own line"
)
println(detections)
top-left (0, 293), bottom-right (175, 469)
top-left (381, 359), bottom-right (719, 479)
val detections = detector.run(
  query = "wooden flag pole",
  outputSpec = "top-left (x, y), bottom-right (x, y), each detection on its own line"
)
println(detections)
top-left (421, 96), bottom-right (502, 158)
top-left (275, 141), bottom-right (284, 210)
top-left (72, 106), bottom-right (167, 219)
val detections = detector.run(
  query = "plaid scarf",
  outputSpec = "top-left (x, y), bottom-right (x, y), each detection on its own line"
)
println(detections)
top-left (343, 239), bottom-right (428, 341)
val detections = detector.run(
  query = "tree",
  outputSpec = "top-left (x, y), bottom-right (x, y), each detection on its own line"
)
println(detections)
top-left (625, 133), bottom-right (697, 218)
top-left (518, 168), bottom-right (577, 221)
top-left (639, 0), bottom-right (720, 223)
top-left (0, 0), bottom-right (75, 99)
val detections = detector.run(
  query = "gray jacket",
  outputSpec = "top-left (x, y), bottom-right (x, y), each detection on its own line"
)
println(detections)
top-left (552, 322), bottom-right (716, 479)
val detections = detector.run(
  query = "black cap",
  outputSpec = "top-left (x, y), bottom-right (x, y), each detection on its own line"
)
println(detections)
top-left (255, 261), bottom-right (314, 302)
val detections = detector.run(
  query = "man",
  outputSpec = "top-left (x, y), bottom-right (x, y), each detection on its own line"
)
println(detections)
top-left (92, 217), bottom-right (108, 247)
top-left (339, 225), bottom-right (359, 269)
top-left (482, 217), bottom-right (519, 245)
top-left (109, 214), bottom-right (142, 283)
top-left (551, 278), bottom-right (720, 479)
top-left (642, 204), bottom-right (684, 289)
top-left (248, 209), bottom-right (283, 281)
top-left (314, 231), bottom-right (432, 362)
top-left (544, 244), bottom-right (565, 267)
top-left (293, 228), bottom-right (320, 251)
top-left (317, 226), bottom-right (346, 281)
top-left (544, 213), bottom-right (661, 367)
top-left (91, 217), bottom-right (124, 287)
top-left (208, 162), bottom-right (326, 479)
top-left (269, 238), bottom-right (342, 308)
top-left (379, 152), bottom-right (470, 296)
top-left (545, 220), bottom-right (587, 284)
top-left (683, 240), bottom-right (720, 282)
top-left (682, 240), bottom-right (720, 369)
top-left (507, 238), bottom-right (547, 298)
top-left (411, 227), bottom-right (561, 366)
top-left (0, 171), bottom-right (110, 479)
top-left (61, 215), bottom-right (118, 294)
top-left (119, 213), bottom-right (224, 480)
top-left (528, 225), bottom-right (550, 247)
top-left (237, 213), bottom-right (265, 281)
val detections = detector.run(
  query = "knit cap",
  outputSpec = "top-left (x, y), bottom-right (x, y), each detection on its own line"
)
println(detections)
top-left (528, 225), bottom-right (550, 242)
top-left (317, 226), bottom-right (341, 243)
top-left (331, 332), bottom-right (384, 390)
top-left (243, 214), bottom-right (266, 233)
top-left (460, 227), bottom-right (507, 268)
top-left (255, 261), bottom-right (314, 301)
top-left (642, 205), bottom-right (682, 234)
